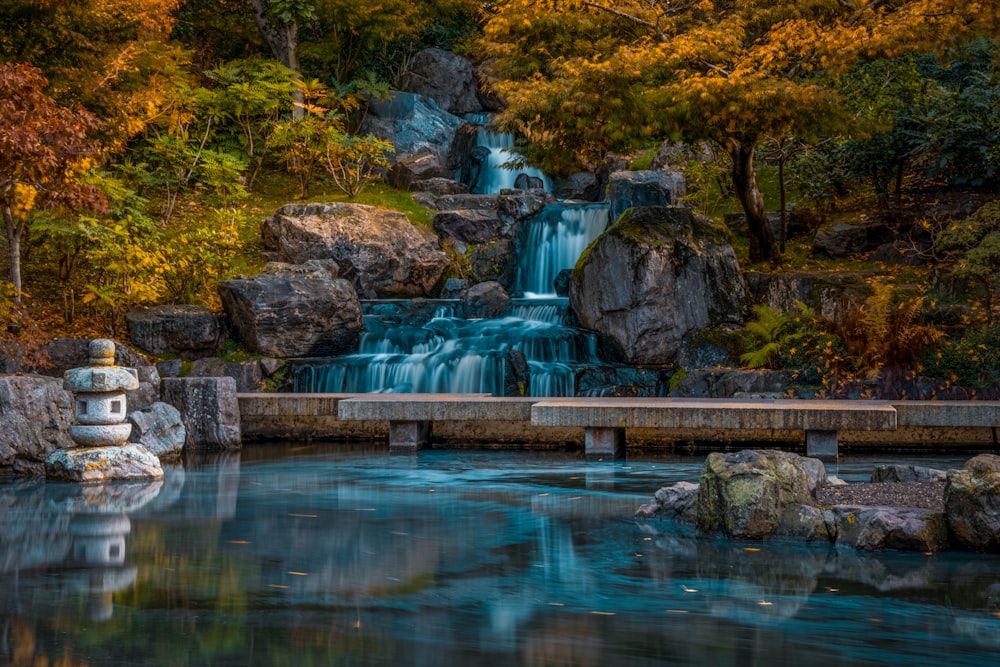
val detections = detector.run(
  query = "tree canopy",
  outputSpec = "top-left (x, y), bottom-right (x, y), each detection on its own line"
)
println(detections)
top-left (479, 0), bottom-right (1000, 261)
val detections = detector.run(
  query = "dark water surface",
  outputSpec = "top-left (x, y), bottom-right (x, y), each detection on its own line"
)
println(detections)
top-left (2, 447), bottom-right (998, 666)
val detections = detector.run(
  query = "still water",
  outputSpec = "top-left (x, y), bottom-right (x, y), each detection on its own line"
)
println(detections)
top-left (2, 448), bottom-right (998, 666)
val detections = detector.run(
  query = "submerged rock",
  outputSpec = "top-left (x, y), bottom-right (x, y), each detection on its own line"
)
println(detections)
top-left (45, 444), bottom-right (164, 482)
top-left (945, 454), bottom-right (1000, 552)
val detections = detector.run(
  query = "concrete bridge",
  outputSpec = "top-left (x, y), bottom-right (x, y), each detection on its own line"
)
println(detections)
top-left (238, 393), bottom-right (1000, 461)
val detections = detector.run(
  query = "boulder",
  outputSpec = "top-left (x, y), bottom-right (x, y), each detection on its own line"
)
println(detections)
top-left (462, 281), bottom-right (511, 319)
top-left (362, 92), bottom-right (476, 188)
top-left (128, 402), bottom-right (186, 461)
top-left (397, 48), bottom-right (482, 115)
top-left (496, 189), bottom-right (548, 221)
top-left (29, 338), bottom-right (151, 379)
top-left (411, 178), bottom-right (469, 196)
top-left (831, 506), bottom-right (949, 552)
top-left (636, 481), bottom-right (700, 522)
top-left (871, 464), bottom-right (947, 484)
top-left (742, 270), bottom-right (873, 322)
top-left (573, 365), bottom-right (669, 397)
top-left (433, 209), bottom-right (506, 252)
top-left (513, 173), bottom-right (545, 191)
top-left (944, 454), bottom-right (1000, 551)
top-left (45, 443), bottom-right (164, 482)
top-left (553, 172), bottom-right (601, 202)
top-left (218, 265), bottom-right (363, 358)
top-left (126, 365), bottom-right (161, 413)
top-left (434, 193), bottom-right (499, 211)
top-left (502, 349), bottom-right (531, 397)
top-left (696, 450), bottom-right (824, 539)
top-left (125, 305), bottom-right (229, 359)
top-left (812, 222), bottom-right (895, 258)
top-left (607, 170), bottom-right (687, 222)
top-left (189, 357), bottom-right (264, 393)
top-left (469, 238), bottom-right (518, 289)
top-left (160, 377), bottom-right (241, 451)
top-left (0, 374), bottom-right (75, 473)
top-left (440, 278), bottom-right (469, 299)
top-left (260, 202), bottom-right (449, 298)
top-left (569, 207), bottom-right (748, 364)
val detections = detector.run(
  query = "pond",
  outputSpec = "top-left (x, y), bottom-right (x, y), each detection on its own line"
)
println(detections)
top-left (1, 447), bottom-right (998, 666)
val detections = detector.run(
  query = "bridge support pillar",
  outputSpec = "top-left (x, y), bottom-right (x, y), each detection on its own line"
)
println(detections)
top-left (806, 430), bottom-right (838, 463)
top-left (585, 427), bottom-right (625, 460)
top-left (389, 420), bottom-right (430, 451)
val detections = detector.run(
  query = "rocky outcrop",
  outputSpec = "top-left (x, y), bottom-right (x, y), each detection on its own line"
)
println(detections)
top-left (696, 450), bottom-right (824, 539)
top-left (668, 368), bottom-right (790, 398)
top-left (128, 402), bottom-right (186, 461)
top-left (569, 206), bottom-right (748, 364)
top-left (362, 92), bottom-right (476, 189)
top-left (636, 481), bottom-right (699, 522)
top-left (607, 170), bottom-right (687, 222)
top-left (397, 48), bottom-right (482, 115)
top-left (462, 281), bottom-right (511, 319)
top-left (261, 202), bottom-right (449, 298)
top-left (0, 374), bottom-right (75, 473)
top-left (126, 305), bottom-right (229, 359)
top-left (188, 357), bottom-right (265, 393)
top-left (160, 377), bottom-right (241, 451)
top-left (218, 264), bottom-right (363, 358)
top-left (944, 454), bottom-right (1000, 551)
top-left (871, 464), bottom-right (947, 484)
top-left (742, 270), bottom-right (874, 322)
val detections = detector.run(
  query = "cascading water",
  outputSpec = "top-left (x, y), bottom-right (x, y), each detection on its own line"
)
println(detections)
top-left (517, 204), bottom-right (609, 296)
top-left (463, 113), bottom-right (552, 195)
top-left (290, 120), bottom-right (619, 397)
top-left (289, 299), bottom-right (598, 396)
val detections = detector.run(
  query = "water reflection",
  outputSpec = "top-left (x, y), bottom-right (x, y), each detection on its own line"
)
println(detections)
top-left (1, 449), bottom-right (999, 666)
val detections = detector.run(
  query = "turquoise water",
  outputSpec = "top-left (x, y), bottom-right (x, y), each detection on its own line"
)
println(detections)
top-left (1, 448), bottom-right (997, 666)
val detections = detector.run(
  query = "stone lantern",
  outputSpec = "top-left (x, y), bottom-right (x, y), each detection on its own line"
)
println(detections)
top-left (64, 339), bottom-right (138, 448)
top-left (46, 339), bottom-right (163, 482)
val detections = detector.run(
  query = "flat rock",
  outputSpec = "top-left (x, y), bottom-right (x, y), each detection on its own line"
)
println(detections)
top-left (45, 444), bottom-right (164, 482)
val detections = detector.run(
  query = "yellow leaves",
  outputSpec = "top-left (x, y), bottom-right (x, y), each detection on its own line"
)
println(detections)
top-left (11, 183), bottom-right (37, 219)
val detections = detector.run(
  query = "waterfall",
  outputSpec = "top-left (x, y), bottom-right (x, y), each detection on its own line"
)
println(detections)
top-left (289, 308), bottom-right (596, 397)
top-left (463, 114), bottom-right (552, 194)
top-left (517, 205), bottom-right (610, 297)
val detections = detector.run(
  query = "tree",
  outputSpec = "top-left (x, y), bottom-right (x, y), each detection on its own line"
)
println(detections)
top-left (479, 0), bottom-right (998, 262)
top-left (0, 63), bottom-right (107, 300)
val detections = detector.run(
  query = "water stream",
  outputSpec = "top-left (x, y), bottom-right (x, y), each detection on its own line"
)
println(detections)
top-left (3, 450), bottom-right (996, 666)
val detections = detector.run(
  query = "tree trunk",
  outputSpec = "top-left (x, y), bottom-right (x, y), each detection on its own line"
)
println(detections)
top-left (3, 206), bottom-right (23, 302)
top-left (729, 140), bottom-right (776, 263)
top-left (249, 0), bottom-right (305, 118)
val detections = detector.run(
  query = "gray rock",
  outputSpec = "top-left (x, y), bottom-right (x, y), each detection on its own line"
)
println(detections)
top-left (397, 48), bottom-right (482, 115)
top-left (189, 357), bottom-right (264, 393)
top-left (636, 481), bottom-right (700, 522)
top-left (434, 193), bottom-right (499, 211)
top-left (775, 503), bottom-right (831, 542)
top-left (129, 402), bottom-right (186, 461)
top-left (496, 189), bottom-right (548, 221)
top-left (945, 454), bottom-right (1000, 551)
top-left (45, 443), bottom-right (164, 482)
top-left (362, 92), bottom-right (474, 188)
top-left (553, 269), bottom-right (571, 297)
top-left (0, 374), bottom-right (75, 472)
top-left (161, 377), bottom-right (241, 451)
top-left (570, 207), bottom-right (748, 364)
top-left (696, 450), bottom-right (823, 539)
top-left (553, 172), bottom-right (601, 201)
top-left (218, 265), bottom-right (363, 358)
top-left (742, 270), bottom-right (873, 322)
top-left (831, 505), bottom-right (949, 551)
top-left (125, 305), bottom-right (229, 358)
top-left (607, 170), bottom-right (686, 222)
top-left (411, 178), bottom-right (469, 195)
top-left (502, 349), bottom-right (531, 397)
top-left (440, 278), bottom-right (469, 299)
top-left (871, 464), bottom-right (947, 484)
top-left (261, 202), bottom-right (449, 298)
top-left (812, 222), bottom-right (894, 258)
top-left (462, 281), bottom-right (511, 319)
top-left (29, 338), bottom-right (150, 378)
top-left (126, 365), bottom-right (161, 413)
top-left (469, 238), bottom-right (518, 289)
top-left (513, 173), bottom-right (545, 191)
top-left (433, 209), bottom-right (506, 251)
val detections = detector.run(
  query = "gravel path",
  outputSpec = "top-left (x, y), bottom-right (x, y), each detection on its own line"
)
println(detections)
top-left (816, 481), bottom-right (945, 511)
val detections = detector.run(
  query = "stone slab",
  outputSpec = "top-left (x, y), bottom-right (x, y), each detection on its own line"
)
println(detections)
top-left (338, 394), bottom-right (536, 422)
top-left (892, 401), bottom-right (1000, 428)
top-left (530, 398), bottom-right (897, 431)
